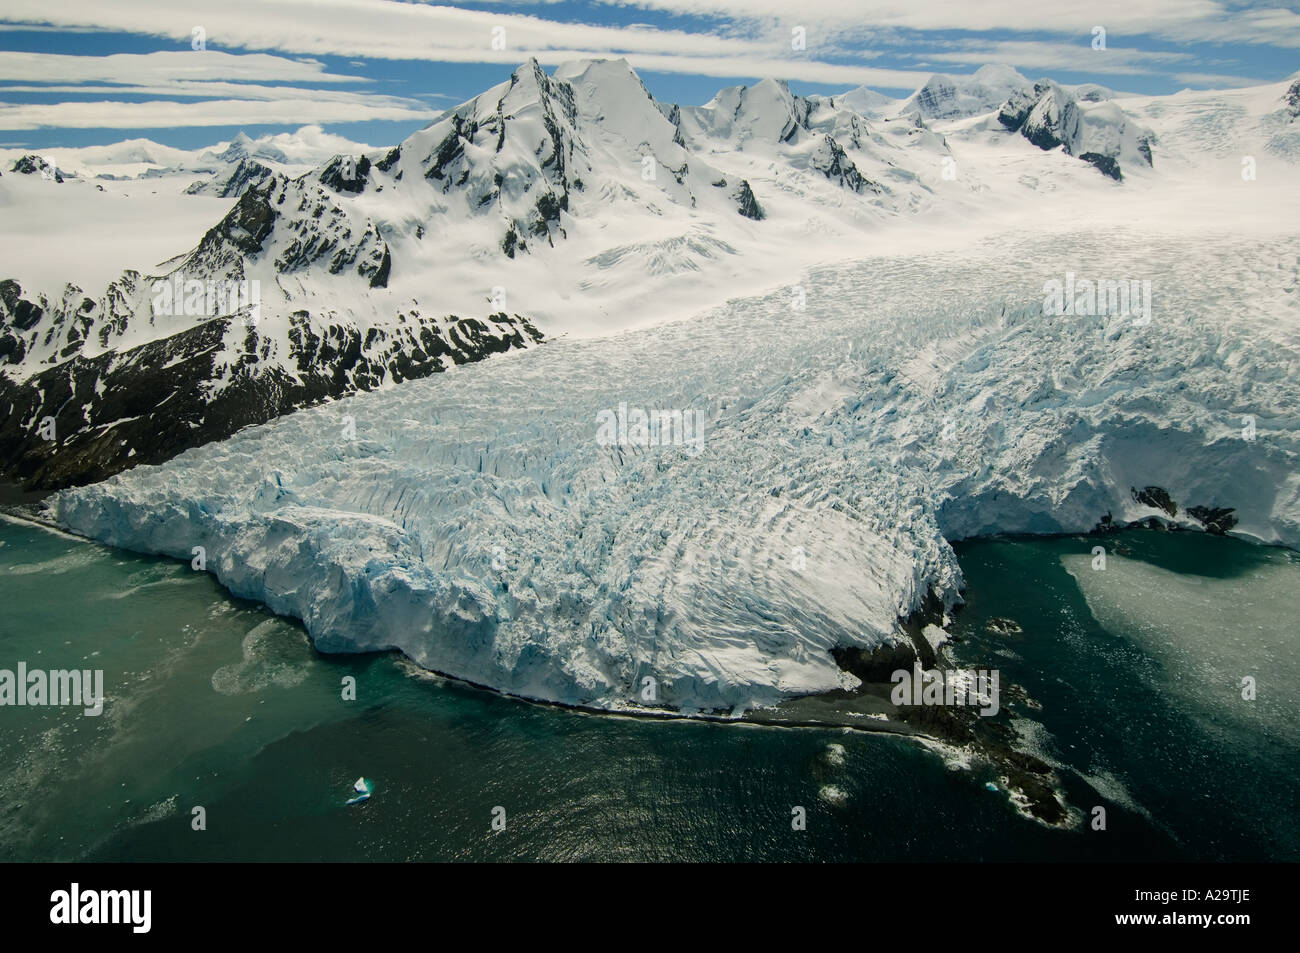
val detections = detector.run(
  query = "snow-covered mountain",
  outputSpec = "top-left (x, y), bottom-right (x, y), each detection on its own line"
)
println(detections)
top-left (995, 80), bottom-right (1155, 179)
top-left (0, 59), bottom-right (1284, 497)
top-left (0, 57), bottom-right (943, 490)
top-left (677, 77), bottom-right (886, 195)
top-left (903, 65), bottom-right (1031, 120)
top-left (8, 154), bottom-right (70, 183)
top-left (183, 157), bottom-right (276, 198)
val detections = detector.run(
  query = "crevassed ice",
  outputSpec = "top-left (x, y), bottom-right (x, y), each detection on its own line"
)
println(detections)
top-left (50, 230), bottom-right (1300, 713)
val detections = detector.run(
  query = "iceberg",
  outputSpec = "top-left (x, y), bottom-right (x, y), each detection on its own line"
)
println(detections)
top-left (346, 777), bottom-right (373, 806)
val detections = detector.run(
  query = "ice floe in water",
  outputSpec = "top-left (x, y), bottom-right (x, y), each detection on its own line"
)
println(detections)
top-left (818, 785), bottom-right (848, 805)
top-left (1063, 550), bottom-right (1300, 746)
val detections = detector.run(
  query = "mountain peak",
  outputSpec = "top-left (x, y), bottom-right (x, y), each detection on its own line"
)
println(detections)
top-left (9, 154), bottom-right (66, 182)
top-left (510, 57), bottom-right (549, 87)
top-left (972, 63), bottom-right (1030, 87)
top-left (554, 56), bottom-right (636, 80)
top-left (905, 66), bottom-right (1031, 120)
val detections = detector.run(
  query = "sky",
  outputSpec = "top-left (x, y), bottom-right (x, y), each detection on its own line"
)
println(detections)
top-left (1, 0), bottom-right (1297, 151)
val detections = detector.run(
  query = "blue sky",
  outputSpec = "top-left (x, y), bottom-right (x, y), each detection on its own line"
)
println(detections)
top-left (1, 0), bottom-right (1297, 151)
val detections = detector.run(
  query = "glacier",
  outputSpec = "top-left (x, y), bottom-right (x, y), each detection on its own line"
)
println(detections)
top-left (47, 226), bottom-right (1300, 714)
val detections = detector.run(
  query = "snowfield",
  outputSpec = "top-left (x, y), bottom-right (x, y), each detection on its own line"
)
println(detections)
top-left (49, 223), bottom-right (1300, 713)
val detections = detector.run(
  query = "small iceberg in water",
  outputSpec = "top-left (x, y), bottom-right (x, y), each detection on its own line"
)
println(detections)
top-left (346, 777), bottom-right (373, 806)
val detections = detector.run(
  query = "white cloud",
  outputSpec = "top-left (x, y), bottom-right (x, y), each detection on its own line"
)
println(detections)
top-left (899, 40), bottom-right (1194, 77)
top-left (0, 2), bottom-right (934, 89)
top-left (0, 97), bottom-right (439, 130)
top-left (0, 0), bottom-right (1288, 138)
top-left (0, 50), bottom-right (362, 85)
top-left (542, 52), bottom-right (929, 86)
top-left (1170, 71), bottom-right (1274, 88)
top-left (0, 80), bottom-right (428, 105)
top-left (578, 0), bottom-right (1300, 48)
top-left (0, 1), bottom-right (780, 62)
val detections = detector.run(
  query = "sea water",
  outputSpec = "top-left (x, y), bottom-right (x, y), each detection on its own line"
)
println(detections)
top-left (1, 518), bottom-right (1295, 861)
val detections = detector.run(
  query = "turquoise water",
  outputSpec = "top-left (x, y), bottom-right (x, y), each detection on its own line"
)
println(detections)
top-left (949, 531), bottom-right (1300, 862)
top-left (0, 517), bottom-right (1296, 861)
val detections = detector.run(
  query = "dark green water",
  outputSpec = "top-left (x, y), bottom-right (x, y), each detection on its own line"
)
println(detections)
top-left (1, 517), bottom-right (1296, 861)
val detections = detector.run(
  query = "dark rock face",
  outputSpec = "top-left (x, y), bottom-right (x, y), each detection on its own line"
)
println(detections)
top-left (10, 154), bottom-right (63, 182)
top-left (997, 83), bottom-right (1046, 133)
top-left (663, 102), bottom-right (687, 147)
top-left (532, 190), bottom-right (567, 237)
top-left (1187, 505), bottom-right (1238, 535)
top-left (368, 248), bottom-right (391, 289)
top-left (1108, 490), bottom-right (1237, 536)
top-left (830, 641), bottom-right (918, 683)
top-left (501, 224), bottom-right (523, 258)
top-left (0, 279), bottom-right (42, 333)
top-left (319, 154), bottom-right (371, 194)
top-left (185, 157), bottom-right (274, 198)
top-left (1132, 485), bottom-right (1178, 516)
top-left (0, 310), bottom-right (542, 491)
top-left (1022, 112), bottom-right (1071, 152)
top-left (1080, 152), bottom-right (1122, 180)
top-left (202, 175), bottom-right (391, 284)
top-left (998, 81), bottom-right (1150, 180)
top-left (1030, 93), bottom-right (1079, 151)
top-left (732, 180), bottom-right (764, 220)
top-left (998, 82), bottom-right (1080, 152)
top-left (811, 136), bottom-right (879, 194)
top-left (203, 186), bottom-right (277, 257)
top-left (1286, 79), bottom-right (1300, 119)
top-left (425, 114), bottom-right (476, 183)
top-left (420, 61), bottom-right (583, 258)
top-left (0, 277), bottom-right (144, 373)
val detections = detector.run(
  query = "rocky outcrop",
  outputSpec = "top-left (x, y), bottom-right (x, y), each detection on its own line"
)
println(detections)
top-left (732, 179), bottom-right (764, 219)
top-left (998, 81), bottom-right (1154, 179)
top-left (184, 157), bottom-right (274, 198)
top-left (1187, 505), bottom-right (1238, 535)
top-left (9, 154), bottom-right (64, 182)
top-left (1132, 485), bottom-right (1178, 516)
top-left (0, 309), bottom-right (542, 490)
